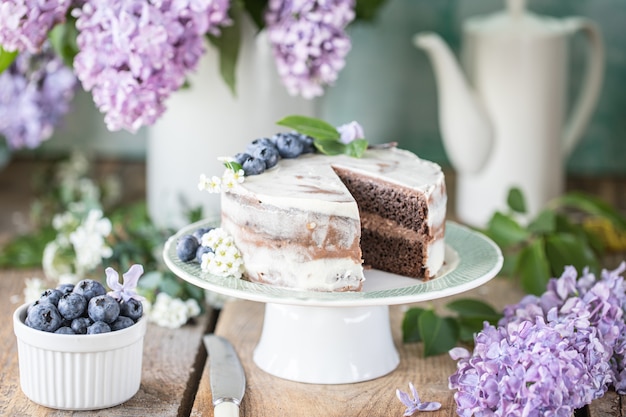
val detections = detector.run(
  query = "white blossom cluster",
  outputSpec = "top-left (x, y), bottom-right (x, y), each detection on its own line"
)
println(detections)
top-left (146, 292), bottom-right (202, 329)
top-left (43, 207), bottom-right (113, 284)
top-left (198, 160), bottom-right (245, 194)
top-left (200, 228), bottom-right (244, 279)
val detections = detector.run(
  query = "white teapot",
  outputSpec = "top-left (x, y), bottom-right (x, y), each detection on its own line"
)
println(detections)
top-left (414, 0), bottom-right (604, 226)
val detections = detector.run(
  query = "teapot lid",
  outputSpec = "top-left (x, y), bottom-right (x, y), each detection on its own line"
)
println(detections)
top-left (465, 0), bottom-right (568, 36)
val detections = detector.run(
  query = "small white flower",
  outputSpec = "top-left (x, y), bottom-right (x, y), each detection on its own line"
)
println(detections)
top-left (221, 169), bottom-right (245, 192)
top-left (23, 278), bottom-right (46, 304)
top-left (198, 174), bottom-right (222, 193)
top-left (70, 209), bottom-right (113, 271)
top-left (202, 228), bottom-right (229, 248)
top-left (148, 292), bottom-right (201, 329)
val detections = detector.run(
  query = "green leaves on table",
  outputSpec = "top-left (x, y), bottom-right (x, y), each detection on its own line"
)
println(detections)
top-left (482, 187), bottom-right (626, 295)
top-left (402, 299), bottom-right (501, 357)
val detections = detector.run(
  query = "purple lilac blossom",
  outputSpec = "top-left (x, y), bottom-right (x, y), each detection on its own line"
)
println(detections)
top-left (448, 262), bottom-right (626, 416)
top-left (0, 49), bottom-right (77, 149)
top-left (396, 382), bottom-right (441, 415)
top-left (106, 264), bottom-right (145, 302)
top-left (0, 0), bottom-right (72, 53)
top-left (337, 120), bottom-right (364, 144)
top-left (72, 0), bottom-right (231, 133)
top-left (265, 0), bottom-right (355, 99)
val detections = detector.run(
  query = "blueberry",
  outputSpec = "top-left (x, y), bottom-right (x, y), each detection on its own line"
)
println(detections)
top-left (245, 137), bottom-right (276, 154)
top-left (196, 245), bottom-right (214, 263)
top-left (26, 303), bottom-right (63, 332)
top-left (88, 295), bottom-right (121, 324)
top-left (39, 288), bottom-right (63, 306)
top-left (177, 234), bottom-right (199, 262)
top-left (192, 227), bottom-right (214, 244)
top-left (233, 152), bottom-right (252, 166)
top-left (274, 132), bottom-right (305, 158)
top-left (56, 283), bottom-right (75, 295)
top-left (251, 145), bottom-right (280, 169)
top-left (241, 156), bottom-right (266, 176)
top-left (55, 326), bottom-right (75, 335)
top-left (57, 292), bottom-right (88, 320)
top-left (73, 279), bottom-right (106, 303)
top-left (120, 298), bottom-right (143, 321)
top-left (87, 321), bottom-right (111, 334)
top-left (111, 316), bottom-right (135, 331)
top-left (298, 134), bottom-right (316, 154)
top-left (71, 317), bottom-right (93, 334)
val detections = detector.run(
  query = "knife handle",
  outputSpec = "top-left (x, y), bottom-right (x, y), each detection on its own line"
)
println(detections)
top-left (214, 401), bottom-right (240, 417)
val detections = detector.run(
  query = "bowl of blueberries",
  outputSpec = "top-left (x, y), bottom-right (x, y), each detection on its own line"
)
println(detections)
top-left (12, 275), bottom-right (147, 410)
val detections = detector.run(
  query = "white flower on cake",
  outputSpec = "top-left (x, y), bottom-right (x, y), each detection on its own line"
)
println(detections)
top-left (199, 228), bottom-right (244, 279)
top-left (198, 173), bottom-right (222, 193)
top-left (199, 158), bottom-right (246, 194)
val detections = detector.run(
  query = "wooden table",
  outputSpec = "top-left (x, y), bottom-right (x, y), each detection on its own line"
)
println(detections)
top-left (1, 268), bottom-right (622, 416)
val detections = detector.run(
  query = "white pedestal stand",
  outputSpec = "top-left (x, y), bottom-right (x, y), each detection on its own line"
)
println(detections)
top-left (253, 303), bottom-right (399, 384)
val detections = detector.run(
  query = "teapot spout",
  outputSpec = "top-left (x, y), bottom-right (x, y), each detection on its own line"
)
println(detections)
top-left (414, 32), bottom-right (493, 174)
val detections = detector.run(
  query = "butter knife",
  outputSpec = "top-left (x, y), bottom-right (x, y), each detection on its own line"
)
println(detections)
top-left (203, 334), bottom-right (246, 417)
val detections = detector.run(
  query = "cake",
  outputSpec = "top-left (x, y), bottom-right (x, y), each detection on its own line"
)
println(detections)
top-left (219, 146), bottom-right (447, 292)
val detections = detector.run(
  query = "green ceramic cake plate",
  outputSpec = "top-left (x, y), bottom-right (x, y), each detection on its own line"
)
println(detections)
top-left (164, 220), bottom-right (503, 384)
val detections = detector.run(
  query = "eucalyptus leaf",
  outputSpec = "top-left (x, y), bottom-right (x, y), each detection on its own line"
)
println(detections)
top-left (0, 46), bottom-right (17, 74)
top-left (517, 238), bottom-right (550, 295)
top-left (507, 187), bottom-right (527, 214)
top-left (276, 115), bottom-right (340, 140)
top-left (402, 307), bottom-right (426, 343)
top-left (419, 310), bottom-right (459, 357)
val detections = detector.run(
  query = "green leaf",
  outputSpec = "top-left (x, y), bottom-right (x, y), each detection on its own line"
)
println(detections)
top-left (354, 0), bottom-right (388, 21)
top-left (0, 46), bottom-right (18, 73)
top-left (446, 299), bottom-right (501, 321)
top-left (241, 0), bottom-right (268, 30)
top-left (344, 139), bottom-right (368, 158)
top-left (545, 232), bottom-right (599, 276)
top-left (507, 187), bottom-right (527, 214)
top-left (402, 307), bottom-right (426, 343)
top-left (557, 191), bottom-right (626, 230)
top-left (207, 0), bottom-right (243, 95)
top-left (418, 310), bottom-right (459, 357)
top-left (48, 20), bottom-right (79, 68)
top-left (457, 317), bottom-right (487, 342)
top-left (527, 209), bottom-right (556, 235)
top-left (276, 115), bottom-right (340, 141)
top-left (224, 161), bottom-right (243, 172)
top-left (313, 138), bottom-right (346, 156)
top-left (517, 238), bottom-right (551, 295)
top-left (485, 212), bottom-right (530, 249)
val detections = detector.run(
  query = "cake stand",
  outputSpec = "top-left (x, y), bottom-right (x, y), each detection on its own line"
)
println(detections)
top-left (163, 221), bottom-right (503, 384)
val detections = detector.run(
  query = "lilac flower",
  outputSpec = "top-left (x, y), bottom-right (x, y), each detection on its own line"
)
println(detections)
top-left (337, 121), bottom-right (364, 144)
top-left (265, 0), bottom-right (356, 99)
top-left (449, 263), bottom-right (626, 416)
top-left (71, 0), bottom-right (231, 132)
top-left (106, 264), bottom-right (145, 302)
top-left (396, 382), bottom-right (441, 415)
top-left (0, 48), bottom-right (77, 149)
top-left (0, 0), bottom-right (71, 53)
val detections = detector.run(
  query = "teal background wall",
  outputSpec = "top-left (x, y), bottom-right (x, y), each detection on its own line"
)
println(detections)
top-left (16, 0), bottom-right (626, 176)
top-left (320, 0), bottom-right (626, 176)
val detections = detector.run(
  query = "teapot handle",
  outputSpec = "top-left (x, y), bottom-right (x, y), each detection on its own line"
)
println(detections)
top-left (562, 18), bottom-right (605, 158)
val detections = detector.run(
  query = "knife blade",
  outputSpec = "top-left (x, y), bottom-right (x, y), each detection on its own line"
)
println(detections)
top-left (203, 334), bottom-right (246, 417)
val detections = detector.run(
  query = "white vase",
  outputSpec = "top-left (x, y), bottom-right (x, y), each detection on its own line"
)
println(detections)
top-left (147, 21), bottom-right (317, 229)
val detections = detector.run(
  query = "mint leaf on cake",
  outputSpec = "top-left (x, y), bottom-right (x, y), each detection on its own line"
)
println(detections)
top-left (276, 115), bottom-right (368, 158)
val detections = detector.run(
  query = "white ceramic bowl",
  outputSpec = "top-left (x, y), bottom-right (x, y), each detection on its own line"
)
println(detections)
top-left (13, 303), bottom-right (147, 410)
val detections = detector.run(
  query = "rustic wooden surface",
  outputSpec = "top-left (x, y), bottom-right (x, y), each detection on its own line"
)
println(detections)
top-left (1, 157), bottom-right (625, 416)
top-left (0, 268), bottom-right (215, 417)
